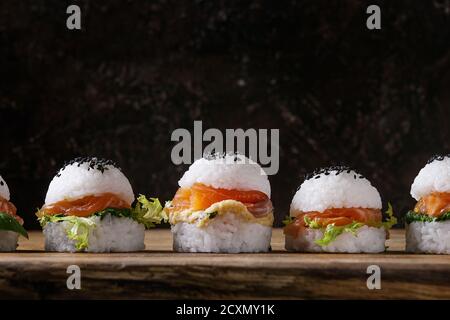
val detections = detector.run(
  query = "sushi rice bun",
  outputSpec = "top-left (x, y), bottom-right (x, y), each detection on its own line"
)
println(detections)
top-left (284, 166), bottom-right (396, 253)
top-left (0, 175), bottom-right (28, 251)
top-left (406, 155), bottom-right (450, 254)
top-left (165, 153), bottom-right (274, 253)
top-left (37, 157), bottom-right (167, 253)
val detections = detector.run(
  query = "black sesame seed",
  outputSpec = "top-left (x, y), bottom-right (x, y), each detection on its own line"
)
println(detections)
top-left (427, 154), bottom-right (450, 164)
top-left (305, 165), bottom-right (357, 180)
top-left (304, 165), bottom-right (368, 184)
top-left (57, 157), bottom-right (121, 176)
top-left (204, 151), bottom-right (243, 161)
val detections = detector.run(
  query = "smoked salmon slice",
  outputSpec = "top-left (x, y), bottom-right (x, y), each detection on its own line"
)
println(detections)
top-left (42, 193), bottom-right (130, 217)
top-left (414, 192), bottom-right (450, 217)
top-left (168, 183), bottom-right (271, 217)
top-left (284, 207), bottom-right (382, 238)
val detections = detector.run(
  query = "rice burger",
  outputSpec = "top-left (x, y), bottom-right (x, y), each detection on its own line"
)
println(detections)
top-left (0, 175), bottom-right (28, 251)
top-left (165, 153), bottom-right (273, 253)
top-left (37, 157), bottom-right (167, 252)
top-left (284, 166), bottom-right (396, 253)
top-left (407, 155), bottom-right (450, 254)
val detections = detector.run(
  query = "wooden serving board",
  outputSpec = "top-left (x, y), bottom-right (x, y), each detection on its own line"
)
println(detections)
top-left (0, 229), bottom-right (448, 299)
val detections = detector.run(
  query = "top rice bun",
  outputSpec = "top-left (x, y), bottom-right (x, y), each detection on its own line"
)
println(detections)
top-left (291, 167), bottom-right (381, 214)
top-left (0, 175), bottom-right (10, 201)
top-left (45, 157), bottom-right (134, 206)
top-left (178, 153), bottom-right (271, 198)
top-left (410, 155), bottom-right (450, 201)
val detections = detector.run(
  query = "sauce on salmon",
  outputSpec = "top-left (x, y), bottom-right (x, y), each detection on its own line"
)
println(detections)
top-left (284, 207), bottom-right (382, 238)
top-left (168, 183), bottom-right (272, 217)
top-left (414, 192), bottom-right (450, 217)
top-left (41, 193), bottom-right (130, 217)
top-left (0, 196), bottom-right (24, 225)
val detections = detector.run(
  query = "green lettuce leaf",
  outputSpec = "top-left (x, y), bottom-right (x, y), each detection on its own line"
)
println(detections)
top-left (0, 212), bottom-right (28, 238)
top-left (405, 210), bottom-right (450, 223)
top-left (39, 214), bottom-right (95, 250)
top-left (382, 202), bottom-right (398, 229)
top-left (304, 216), bottom-right (321, 228)
top-left (131, 195), bottom-right (168, 228)
top-left (65, 217), bottom-right (96, 250)
top-left (282, 215), bottom-right (294, 226)
top-left (310, 221), bottom-right (364, 246)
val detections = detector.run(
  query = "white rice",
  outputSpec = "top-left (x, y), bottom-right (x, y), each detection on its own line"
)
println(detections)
top-left (291, 169), bottom-right (381, 213)
top-left (43, 214), bottom-right (145, 252)
top-left (178, 154), bottom-right (271, 197)
top-left (45, 159), bottom-right (134, 206)
top-left (0, 231), bottom-right (18, 251)
top-left (172, 213), bottom-right (272, 253)
top-left (410, 156), bottom-right (450, 201)
top-left (0, 175), bottom-right (10, 201)
top-left (406, 221), bottom-right (450, 254)
top-left (285, 225), bottom-right (386, 253)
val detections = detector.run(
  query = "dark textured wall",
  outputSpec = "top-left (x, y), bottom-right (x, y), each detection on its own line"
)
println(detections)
top-left (0, 0), bottom-right (449, 229)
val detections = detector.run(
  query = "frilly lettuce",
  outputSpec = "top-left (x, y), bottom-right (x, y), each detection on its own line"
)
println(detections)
top-left (39, 215), bottom-right (95, 250)
top-left (131, 195), bottom-right (168, 228)
top-left (304, 216), bottom-right (321, 229)
top-left (313, 221), bottom-right (364, 246)
top-left (382, 203), bottom-right (397, 229)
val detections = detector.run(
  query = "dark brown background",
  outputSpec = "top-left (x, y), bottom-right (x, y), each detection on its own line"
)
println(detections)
top-left (0, 0), bottom-right (449, 229)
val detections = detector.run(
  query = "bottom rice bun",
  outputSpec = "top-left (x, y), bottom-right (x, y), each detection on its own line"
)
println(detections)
top-left (165, 153), bottom-right (274, 253)
top-left (406, 155), bottom-right (450, 254)
top-left (36, 157), bottom-right (167, 253)
top-left (0, 175), bottom-right (28, 251)
top-left (284, 166), bottom-right (396, 253)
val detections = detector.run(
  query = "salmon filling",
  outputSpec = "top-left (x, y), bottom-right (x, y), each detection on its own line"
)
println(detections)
top-left (284, 207), bottom-right (382, 238)
top-left (167, 183), bottom-right (272, 217)
top-left (0, 196), bottom-right (24, 225)
top-left (41, 193), bottom-right (131, 218)
top-left (414, 192), bottom-right (450, 217)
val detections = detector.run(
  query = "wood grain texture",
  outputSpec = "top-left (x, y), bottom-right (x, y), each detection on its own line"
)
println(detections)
top-left (0, 229), bottom-right (448, 299)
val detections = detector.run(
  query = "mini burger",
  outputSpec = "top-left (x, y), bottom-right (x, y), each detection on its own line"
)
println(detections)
top-left (407, 155), bottom-right (450, 254)
top-left (0, 175), bottom-right (28, 251)
top-left (165, 153), bottom-right (273, 253)
top-left (37, 157), bottom-right (167, 252)
top-left (284, 166), bottom-right (396, 253)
